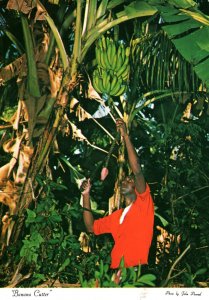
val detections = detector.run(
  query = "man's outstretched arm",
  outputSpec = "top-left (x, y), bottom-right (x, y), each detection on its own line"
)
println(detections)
top-left (116, 119), bottom-right (146, 194)
top-left (81, 179), bottom-right (94, 232)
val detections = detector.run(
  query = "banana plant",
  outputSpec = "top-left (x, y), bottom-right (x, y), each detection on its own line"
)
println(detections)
top-left (0, 0), bottom-right (209, 273)
top-left (0, 0), bottom-right (160, 250)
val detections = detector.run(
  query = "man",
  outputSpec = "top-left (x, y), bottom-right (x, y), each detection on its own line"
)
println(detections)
top-left (81, 118), bottom-right (154, 269)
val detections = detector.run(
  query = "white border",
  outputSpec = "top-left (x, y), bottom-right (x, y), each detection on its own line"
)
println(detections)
top-left (0, 288), bottom-right (208, 300)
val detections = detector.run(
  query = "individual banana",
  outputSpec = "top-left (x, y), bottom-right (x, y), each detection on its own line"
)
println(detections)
top-left (115, 53), bottom-right (124, 72)
top-left (107, 41), bottom-right (113, 66)
top-left (110, 74), bottom-right (118, 92)
top-left (100, 47), bottom-right (107, 69)
top-left (114, 84), bottom-right (126, 97)
top-left (116, 55), bottom-right (129, 77)
top-left (97, 38), bottom-right (103, 49)
top-left (110, 77), bottom-right (123, 96)
top-left (93, 68), bottom-right (106, 94)
top-left (119, 43), bottom-right (125, 62)
top-left (117, 45), bottom-right (122, 57)
top-left (101, 35), bottom-right (107, 51)
top-left (102, 48), bottom-right (112, 69)
top-left (110, 40), bottom-right (117, 69)
top-left (120, 64), bottom-right (130, 80)
top-left (95, 46), bottom-right (102, 67)
top-left (103, 72), bottom-right (111, 94)
top-left (102, 69), bottom-right (108, 89)
top-left (125, 46), bottom-right (130, 57)
top-left (93, 71), bottom-right (103, 94)
top-left (97, 76), bottom-right (106, 94)
top-left (106, 37), bottom-right (110, 48)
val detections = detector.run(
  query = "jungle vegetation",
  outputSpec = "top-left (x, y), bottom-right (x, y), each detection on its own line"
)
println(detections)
top-left (0, 0), bottom-right (209, 288)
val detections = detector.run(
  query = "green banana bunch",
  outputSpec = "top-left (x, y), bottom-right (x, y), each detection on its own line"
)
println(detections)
top-left (93, 68), bottom-right (126, 97)
top-left (93, 36), bottom-right (130, 97)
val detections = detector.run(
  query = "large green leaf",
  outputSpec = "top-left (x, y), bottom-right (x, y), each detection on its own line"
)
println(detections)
top-left (172, 27), bottom-right (209, 65)
top-left (163, 19), bottom-right (201, 37)
top-left (117, 1), bottom-right (157, 19)
top-left (194, 57), bottom-right (209, 85)
top-left (148, 0), bottom-right (197, 9)
top-left (156, 3), bottom-right (209, 88)
top-left (167, 0), bottom-right (197, 9)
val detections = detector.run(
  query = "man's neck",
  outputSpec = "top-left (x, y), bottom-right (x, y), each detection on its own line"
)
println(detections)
top-left (124, 193), bottom-right (136, 207)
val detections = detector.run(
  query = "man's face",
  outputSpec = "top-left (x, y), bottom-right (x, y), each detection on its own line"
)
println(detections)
top-left (120, 176), bottom-right (135, 195)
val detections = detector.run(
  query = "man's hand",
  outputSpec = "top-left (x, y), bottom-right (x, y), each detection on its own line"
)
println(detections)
top-left (81, 178), bottom-right (91, 195)
top-left (116, 118), bottom-right (128, 138)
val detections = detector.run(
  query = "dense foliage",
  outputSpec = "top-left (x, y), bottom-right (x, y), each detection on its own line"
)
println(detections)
top-left (0, 0), bottom-right (209, 288)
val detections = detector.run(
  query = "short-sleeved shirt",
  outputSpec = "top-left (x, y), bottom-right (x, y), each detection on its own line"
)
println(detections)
top-left (93, 184), bottom-right (154, 269)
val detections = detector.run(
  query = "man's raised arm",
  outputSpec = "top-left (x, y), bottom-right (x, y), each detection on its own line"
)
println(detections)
top-left (116, 119), bottom-right (146, 194)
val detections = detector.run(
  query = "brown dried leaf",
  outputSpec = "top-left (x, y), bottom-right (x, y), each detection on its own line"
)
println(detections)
top-left (0, 55), bottom-right (26, 83)
top-left (88, 81), bottom-right (104, 104)
top-left (35, 0), bottom-right (47, 21)
top-left (69, 121), bottom-right (87, 142)
top-left (0, 163), bottom-right (11, 184)
top-left (76, 105), bottom-right (91, 122)
top-left (3, 138), bottom-right (16, 153)
top-left (0, 180), bottom-right (19, 215)
top-left (69, 98), bottom-right (79, 112)
top-left (6, 0), bottom-right (35, 14)
top-left (15, 146), bottom-right (34, 185)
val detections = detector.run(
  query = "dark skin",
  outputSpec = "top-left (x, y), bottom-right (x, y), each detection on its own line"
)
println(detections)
top-left (81, 118), bottom-right (146, 232)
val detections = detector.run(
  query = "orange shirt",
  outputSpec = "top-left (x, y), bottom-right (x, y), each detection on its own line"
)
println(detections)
top-left (93, 184), bottom-right (154, 269)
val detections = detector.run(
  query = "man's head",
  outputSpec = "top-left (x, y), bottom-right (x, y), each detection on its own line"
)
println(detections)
top-left (120, 174), bottom-right (136, 196)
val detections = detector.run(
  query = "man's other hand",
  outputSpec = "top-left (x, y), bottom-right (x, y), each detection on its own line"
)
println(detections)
top-left (81, 178), bottom-right (91, 195)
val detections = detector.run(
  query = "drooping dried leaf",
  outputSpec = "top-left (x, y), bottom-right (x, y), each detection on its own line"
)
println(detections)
top-left (35, 0), bottom-right (47, 21)
top-left (0, 180), bottom-right (19, 214)
top-left (58, 91), bottom-right (68, 107)
top-left (0, 163), bottom-right (11, 184)
top-left (69, 98), bottom-right (79, 112)
top-left (15, 146), bottom-right (34, 185)
top-left (3, 138), bottom-right (16, 153)
top-left (75, 105), bottom-right (91, 122)
top-left (69, 98), bottom-right (94, 121)
top-left (69, 121), bottom-right (87, 142)
top-left (88, 81), bottom-right (103, 103)
top-left (0, 55), bottom-right (26, 83)
top-left (8, 135), bottom-right (24, 178)
top-left (6, 0), bottom-right (36, 14)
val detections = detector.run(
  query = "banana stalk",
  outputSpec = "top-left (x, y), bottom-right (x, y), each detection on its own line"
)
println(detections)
top-left (44, 14), bottom-right (69, 71)
top-left (71, 0), bottom-right (82, 76)
top-left (103, 132), bottom-right (120, 169)
top-left (86, 0), bottom-right (97, 32)
top-left (82, 0), bottom-right (90, 36)
top-left (36, 0), bottom-right (69, 71)
top-left (45, 9), bottom-right (76, 65)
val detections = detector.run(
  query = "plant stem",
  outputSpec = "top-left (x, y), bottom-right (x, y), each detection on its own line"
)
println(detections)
top-left (162, 244), bottom-right (191, 287)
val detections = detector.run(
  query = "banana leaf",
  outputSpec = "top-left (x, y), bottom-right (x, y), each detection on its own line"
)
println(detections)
top-left (157, 4), bottom-right (209, 87)
top-left (116, 1), bottom-right (157, 19)
top-left (4, 30), bottom-right (24, 54)
top-left (168, 0), bottom-right (197, 9)
top-left (21, 14), bottom-right (41, 98)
